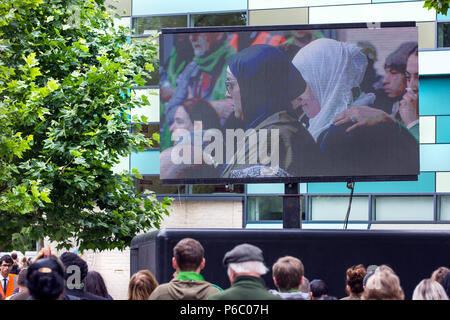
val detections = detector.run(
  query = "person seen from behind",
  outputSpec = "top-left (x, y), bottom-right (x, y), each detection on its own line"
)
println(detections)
top-left (26, 258), bottom-right (65, 300)
top-left (341, 264), bottom-right (366, 300)
top-left (128, 270), bottom-right (158, 300)
top-left (84, 270), bottom-right (113, 300)
top-left (361, 265), bottom-right (404, 300)
top-left (269, 256), bottom-right (310, 300)
top-left (208, 243), bottom-right (282, 300)
top-left (412, 278), bottom-right (448, 300)
top-left (149, 238), bottom-right (220, 300)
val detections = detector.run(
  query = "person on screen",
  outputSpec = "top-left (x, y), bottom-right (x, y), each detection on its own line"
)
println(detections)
top-left (291, 38), bottom-right (418, 177)
top-left (220, 44), bottom-right (320, 179)
top-left (161, 32), bottom-right (236, 150)
top-left (333, 44), bottom-right (419, 141)
top-left (160, 98), bottom-right (222, 179)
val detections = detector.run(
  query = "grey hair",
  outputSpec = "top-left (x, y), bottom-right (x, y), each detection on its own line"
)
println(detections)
top-left (412, 279), bottom-right (449, 300)
top-left (227, 261), bottom-right (269, 278)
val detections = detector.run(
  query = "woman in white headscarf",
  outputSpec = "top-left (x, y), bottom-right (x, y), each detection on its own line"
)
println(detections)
top-left (292, 38), bottom-right (418, 177)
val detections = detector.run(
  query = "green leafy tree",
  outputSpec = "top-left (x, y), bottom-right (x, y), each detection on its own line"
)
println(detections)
top-left (0, 0), bottom-right (171, 252)
top-left (424, 0), bottom-right (449, 15)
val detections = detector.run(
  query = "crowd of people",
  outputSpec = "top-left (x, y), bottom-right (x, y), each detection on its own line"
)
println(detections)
top-left (1, 238), bottom-right (449, 300)
top-left (159, 29), bottom-right (419, 180)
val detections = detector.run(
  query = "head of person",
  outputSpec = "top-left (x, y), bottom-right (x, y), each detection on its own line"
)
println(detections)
top-left (226, 44), bottom-right (306, 126)
top-left (189, 32), bottom-right (225, 57)
top-left (412, 279), bottom-right (448, 300)
top-left (26, 257), bottom-right (65, 300)
top-left (172, 238), bottom-right (205, 273)
top-left (59, 252), bottom-right (88, 286)
top-left (11, 252), bottom-right (18, 261)
top-left (292, 38), bottom-right (368, 141)
top-left (345, 264), bottom-right (366, 297)
top-left (405, 46), bottom-right (419, 95)
top-left (84, 271), bottom-right (109, 299)
top-left (362, 266), bottom-right (404, 300)
top-left (272, 256), bottom-right (304, 292)
top-left (223, 243), bottom-right (268, 285)
top-left (309, 279), bottom-right (328, 300)
top-left (382, 41), bottom-right (417, 98)
top-left (128, 270), bottom-right (158, 300)
top-left (17, 268), bottom-right (28, 291)
top-left (169, 98), bottom-right (221, 138)
top-left (0, 255), bottom-right (13, 277)
top-left (442, 272), bottom-right (450, 299)
top-left (431, 266), bottom-right (450, 285)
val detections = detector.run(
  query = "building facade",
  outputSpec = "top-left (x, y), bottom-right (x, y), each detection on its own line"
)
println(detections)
top-left (72, 0), bottom-right (449, 299)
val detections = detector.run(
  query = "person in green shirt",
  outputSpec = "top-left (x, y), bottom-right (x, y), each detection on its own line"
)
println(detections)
top-left (149, 238), bottom-right (221, 300)
top-left (208, 243), bottom-right (282, 300)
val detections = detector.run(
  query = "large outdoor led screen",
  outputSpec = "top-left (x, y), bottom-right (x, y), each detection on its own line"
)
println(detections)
top-left (159, 23), bottom-right (419, 184)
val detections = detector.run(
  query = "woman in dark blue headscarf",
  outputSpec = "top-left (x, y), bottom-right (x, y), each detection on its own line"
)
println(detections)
top-left (221, 44), bottom-right (319, 178)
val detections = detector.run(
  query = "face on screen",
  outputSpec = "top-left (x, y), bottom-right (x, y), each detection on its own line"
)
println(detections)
top-left (169, 106), bottom-right (194, 138)
top-left (189, 33), bottom-right (221, 57)
top-left (299, 84), bottom-right (320, 119)
top-left (405, 54), bottom-right (419, 94)
top-left (225, 71), bottom-right (243, 120)
top-left (383, 67), bottom-right (406, 98)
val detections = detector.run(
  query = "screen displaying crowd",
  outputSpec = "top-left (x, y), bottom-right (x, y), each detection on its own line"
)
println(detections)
top-left (159, 26), bottom-right (419, 183)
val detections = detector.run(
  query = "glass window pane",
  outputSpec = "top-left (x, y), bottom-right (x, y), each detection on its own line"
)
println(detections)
top-left (247, 196), bottom-right (283, 221)
top-left (437, 22), bottom-right (450, 48)
top-left (131, 123), bottom-right (160, 149)
top-left (374, 196), bottom-right (434, 221)
top-left (439, 195), bottom-right (450, 221)
top-left (131, 38), bottom-right (160, 86)
top-left (310, 196), bottom-right (368, 221)
top-left (132, 15), bottom-right (187, 35)
top-left (190, 184), bottom-right (244, 194)
top-left (247, 196), bottom-right (305, 221)
top-left (190, 12), bottom-right (247, 27)
top-left (135, 175), bottom-right (185, 194)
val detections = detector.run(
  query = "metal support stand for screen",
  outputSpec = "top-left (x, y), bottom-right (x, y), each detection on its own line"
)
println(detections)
top-left (282, 183), bottom-right (301, 229)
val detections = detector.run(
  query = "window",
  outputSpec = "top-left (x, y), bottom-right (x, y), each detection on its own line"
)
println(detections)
top-left (309, 196), bottom-right (368, 221)
top-left (437, 22), bottom-right (450, 48)
top-left (189, 184), bottom-right (244, 194)
top-left (247, 196), bottom-right (283, 221)
top-left (373, 196), bottom-right (434, 221)
top-left (132, 123), bottom-right (160, 149)
top-left (439, 195), bottom-right (450, 220)
top-left (135, 175), bottom-right (185, 194)
top-left (190, 12), bottom-right (247, 27)
top-left (132, 15), bottom-right (187, 35)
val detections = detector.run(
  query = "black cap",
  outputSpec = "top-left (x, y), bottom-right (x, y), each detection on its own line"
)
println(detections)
top-left (223, 243), bottom-right (264, 266)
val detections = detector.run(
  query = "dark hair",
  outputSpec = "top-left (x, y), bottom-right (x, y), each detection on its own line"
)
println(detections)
top-left (227, 44), bottom-right (306, 127)
top-left (0, 255), bottom-right (13, 265)
top-left (173, 238), bottom-right (204, 271)
top-left (59, 252), bottom-right (88, 281)
top-left (11, 253), bottom-right (18, 260)
top-left (384, 41), bottom-right (418, 73)
top-left (18, 268), bottom-right (28, 287)
top-left (26, 258), bottom-right (65, 300)
top-left (181, 98), bottom-right (221, 130)
top-left (310, 279), bottom-right (328, 298)
top-left (84, 271), bottom-right (109, 299)
top-left (346, 264), bottom-right (367, 295)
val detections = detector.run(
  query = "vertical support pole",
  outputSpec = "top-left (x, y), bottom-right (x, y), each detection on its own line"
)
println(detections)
top-left (283, 183), bottom-right (301, 229)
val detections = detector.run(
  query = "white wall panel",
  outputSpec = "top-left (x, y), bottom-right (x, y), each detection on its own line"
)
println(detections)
top-left (249, 0), bottom-right (371, 10)
top-left (419, 50), bottom-right (450, 75)
top-left (309, 2), bottom-right (436, 24)
top-left (419, 116), bottom-right (436, 144)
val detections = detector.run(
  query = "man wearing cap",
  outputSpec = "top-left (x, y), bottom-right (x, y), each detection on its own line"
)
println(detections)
top-left (208, 243), bottom-right (282, 300)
